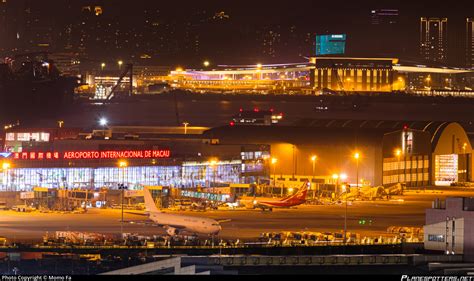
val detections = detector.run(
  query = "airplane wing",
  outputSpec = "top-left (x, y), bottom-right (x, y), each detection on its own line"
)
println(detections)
top-left (216, 219), bottom-right (232, 223)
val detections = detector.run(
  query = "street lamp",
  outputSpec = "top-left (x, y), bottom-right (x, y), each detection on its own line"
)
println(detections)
top-left (118, 60), bottom-right (123, 70)
top-left (256, 64), bottom-right (263, 86)
top-left (341, 173), bottom-right (349, 245)
top-left (203, 60), bottom-right (210, 68)
top-left (209, 159), bottom-right (218, 193)
top-left (101, 62), bottom-right (106, 71)
top-left (3, 162), bottom-right (11, 170)
top-left (395, 149), bottom-right (402, 185)
top-left (333, 173), bottom-right (349, 245)
top-left (271, 158), bottom-right (277, 195)
top-left (463, 143), bottom-right (468, 182)
top-left (99, 118), bottom-right (108, 127)
top-left (311, 155), bottom-right (318, 199)
top-left (353, 152), bottom-right (360, 196)
top-left (426, 76), bottom-right (432, 90)
top-left (118, 160), bottom-right (128, 239)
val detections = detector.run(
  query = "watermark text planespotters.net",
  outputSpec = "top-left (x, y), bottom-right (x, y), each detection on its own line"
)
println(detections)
top-left (402, 276), bottom-right (474, 281)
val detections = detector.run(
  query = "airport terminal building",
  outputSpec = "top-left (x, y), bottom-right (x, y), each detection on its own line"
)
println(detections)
top-left (0, 127), bottom-right (270, 191)
top-left (168, 57), bottom-right (474, 96)
top-left (0, 121), bottom-right (472, 192)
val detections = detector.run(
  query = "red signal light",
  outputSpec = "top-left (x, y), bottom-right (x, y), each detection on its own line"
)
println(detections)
top-left (230, 121), bottom-right (235, 127)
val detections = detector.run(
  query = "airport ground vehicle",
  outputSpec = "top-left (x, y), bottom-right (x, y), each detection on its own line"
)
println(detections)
top-left (11, 205), bottom-right (35, 212)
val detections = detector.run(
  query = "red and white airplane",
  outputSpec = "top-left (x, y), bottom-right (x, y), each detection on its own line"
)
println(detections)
top-left (239, 181), bottom-right (309, 211)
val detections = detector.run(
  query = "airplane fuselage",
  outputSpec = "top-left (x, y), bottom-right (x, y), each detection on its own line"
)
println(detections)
top-left (149, 211), bottom-right (221, 235)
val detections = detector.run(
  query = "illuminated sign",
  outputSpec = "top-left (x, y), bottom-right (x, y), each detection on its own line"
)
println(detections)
top-left (0, 152), bottom-right (12, 158)
top-left (316, 34), bottom-right (347, 56)
top-left (12, 150), bottom-right (171, 160)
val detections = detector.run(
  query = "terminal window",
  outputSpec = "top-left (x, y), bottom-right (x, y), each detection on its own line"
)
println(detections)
top-left (428, 234), bottom-right (445, 242)
top-left (435, 154), bottom-right (459, 186)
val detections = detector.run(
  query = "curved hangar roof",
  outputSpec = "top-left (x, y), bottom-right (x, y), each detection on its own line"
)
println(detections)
top-left (205, 120), bottom-right (473, 148)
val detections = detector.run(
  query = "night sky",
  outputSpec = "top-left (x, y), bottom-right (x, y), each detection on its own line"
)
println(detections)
top-left (1, 0), bottom-right (473, 65)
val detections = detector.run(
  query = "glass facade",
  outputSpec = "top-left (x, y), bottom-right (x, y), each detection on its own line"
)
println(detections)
top-left (0, 161), bottom-right (245, 191)
top-left (181, 161), bottom-right (242, 188)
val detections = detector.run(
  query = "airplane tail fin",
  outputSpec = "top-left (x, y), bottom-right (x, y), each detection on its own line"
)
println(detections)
top-left (296, 183), bottom-right (309, 200)
top-left (143, 187), bottom-right (160, 213)
top-left (283, 181), bottom-right (309, 202)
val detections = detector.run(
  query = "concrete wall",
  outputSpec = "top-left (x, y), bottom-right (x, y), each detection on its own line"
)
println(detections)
top-left (424, 219), bottom-right (464, 254)
top-left (425, 198), bottom-right (474, 261)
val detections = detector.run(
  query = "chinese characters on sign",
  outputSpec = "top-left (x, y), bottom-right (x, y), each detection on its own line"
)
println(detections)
top-left (12, 150), bottom-right (171, 160)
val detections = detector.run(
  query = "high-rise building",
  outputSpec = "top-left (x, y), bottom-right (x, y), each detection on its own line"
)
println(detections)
top-left (370, 9), bottom-right (399, 25)
top-left (420, 17), bottom-right (448, 63)
top-left (0, 0), bottom-right (7, 52)
top-left (365, 9), bottom-right (401, 57)
top-left (467, 18), bottom-right (474, 68)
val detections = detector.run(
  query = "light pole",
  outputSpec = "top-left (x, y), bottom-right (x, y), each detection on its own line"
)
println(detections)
top-left (342, 183), bottom-right (348, 244)
top-left (354, 152), bottom-right (360, 197)
top-left (118, 160), bottom-right (128, 239)
top-left (426, 76), bottom-right (431, 89)
top-left (118, 60), bottom-right (123, 70)
top-left (332, 174), bottom-right (339, 199)
top-left (403, 128), bottom-right (409, 195)
top-left (311, 155), bottom-right (317, 199)
top-left (395, 149), bottom-right (402, 185)
top-left (101, 62), bottom-right (106, 71)
top-left (271, 158), bottom-right (277, 196)
top-left (99, 118), bottom-right (108, 128)
top-left (209, 159), bottom-right (218, 194)
top-left (256, 63), bottom-right (263, 89)
top-left (334, 173), bottom-right (349, 244)
top-left (203, 60), bottom-right (210, 68)
top-left (463, 143), bottom-right (468, 183)
top-left (340, 173), bottom-right (348, 245)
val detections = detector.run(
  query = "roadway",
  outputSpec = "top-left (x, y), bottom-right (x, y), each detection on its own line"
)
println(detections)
top-left (0, 189), bottom-right (472, 242)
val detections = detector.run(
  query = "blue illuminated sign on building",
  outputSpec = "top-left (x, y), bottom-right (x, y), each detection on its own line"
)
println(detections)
top-left (316, 34), bottom-right (347, 56)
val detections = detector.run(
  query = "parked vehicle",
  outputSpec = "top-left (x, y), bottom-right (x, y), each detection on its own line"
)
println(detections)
top-left (11, 205), bottom-right (35, 212)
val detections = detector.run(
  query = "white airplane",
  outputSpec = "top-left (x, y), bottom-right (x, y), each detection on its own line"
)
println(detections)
top-left (143, 187), bottom-right (222, 236)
